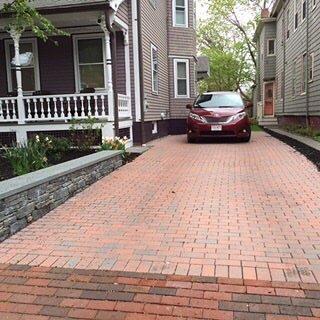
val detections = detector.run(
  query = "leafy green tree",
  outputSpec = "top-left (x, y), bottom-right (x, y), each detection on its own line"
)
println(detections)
top-left (1, 0), bottom-right (68, 42)
top-left (198, 0), bottom-right (273, 100)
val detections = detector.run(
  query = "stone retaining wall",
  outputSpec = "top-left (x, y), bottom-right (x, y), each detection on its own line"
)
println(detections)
top-left (0, 151), bottom-right (123, 242)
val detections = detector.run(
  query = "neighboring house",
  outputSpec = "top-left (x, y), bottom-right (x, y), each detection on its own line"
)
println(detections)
top-left (253, 1), bottom-right (320, 129)
top-left (0, 0), bottom-right (197, 146)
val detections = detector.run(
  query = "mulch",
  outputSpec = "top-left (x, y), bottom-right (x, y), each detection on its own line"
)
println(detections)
top-left (264, 128), bottom-right (320, 171)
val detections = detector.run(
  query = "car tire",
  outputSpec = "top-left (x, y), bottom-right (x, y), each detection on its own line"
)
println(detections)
top-left (187, 135), bottom-right (197, 143)
top-left (239, 132), bottom-right (251, 143)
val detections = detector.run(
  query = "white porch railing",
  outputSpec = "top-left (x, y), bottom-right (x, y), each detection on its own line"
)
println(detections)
top-left (24, 93), bottom-right (109, 122)
top-left (0, 93), bottom-right (131, 123)
top-left (0, 97), bottom-right (18, 122)
top-left (118, 94), bottom-right (131, 118)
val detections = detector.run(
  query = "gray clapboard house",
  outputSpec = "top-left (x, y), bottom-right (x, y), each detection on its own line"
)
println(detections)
top-left (254, 0), bottom-right (320, 129)
top-left (0, 0), bottom-right (198, 146)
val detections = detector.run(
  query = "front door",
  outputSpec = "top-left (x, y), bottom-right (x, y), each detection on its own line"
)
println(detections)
top-left (264, 82), bottom-right (274, 116)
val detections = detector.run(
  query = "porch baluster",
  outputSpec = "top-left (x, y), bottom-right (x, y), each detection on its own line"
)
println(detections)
top-left (94, 95), bottom-right (98, 117)
top-left (60, 97), bottom-right (65, 118)
top-left (5, 100), bottom-right (10, 120)
top-left (87, 96), bottom-right (92, 116)
top-left (0, 101), bottom-right (3, 120)
top-left (46, 98), bottom-right (52, 119)
top-left (33, 98), bottom-right (39, 119)
top-left (73, 97), bottom-right (79, 118)
top-left (11, 99), bottom-right (17, 120)
top-left (53, 97), bottom-right (58, 118)
top-left (101, 95), bottom-right (106, 117)
top-left (26, 99), bottom-right (32, 119)
top-left (80, 96), bottom-right (85, 117)
top-left (40, 98), bottom-right (45, 119)
top-left (67, 97), bottom-right (71, 118)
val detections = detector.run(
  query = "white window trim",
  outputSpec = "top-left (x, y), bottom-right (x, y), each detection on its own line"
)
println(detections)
top-left (301, 52), bottom-right (307, 95)
top-left (173, 58), bottom-right (190, 98)
top-left (309, 52), bottom-right (315, 83)
top-left (172, 0), bottom-right (189, 28)
top-left (267, 39), bottom-right (276, 57)
top-left (151, 44), bottom-right (159, 94)
top-left (4, 38), bottom-right (41, 95)
top-left (73, 33), bottom-right (107, 93)
top-left (301, 0), bottom-right (307, 22)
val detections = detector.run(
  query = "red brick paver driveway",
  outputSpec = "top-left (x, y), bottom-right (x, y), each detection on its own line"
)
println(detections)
top-left (1, 132), bottom-right (320, 283)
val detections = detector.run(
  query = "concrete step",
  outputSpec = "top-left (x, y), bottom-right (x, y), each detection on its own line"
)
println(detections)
top-left (258, 117), bottom-right (278, 126)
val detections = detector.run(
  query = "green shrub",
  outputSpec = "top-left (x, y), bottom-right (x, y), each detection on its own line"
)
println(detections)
top-left (283, 124), bottom-right (320, 140)
top-left (4, 140), bottom-right (48, 176)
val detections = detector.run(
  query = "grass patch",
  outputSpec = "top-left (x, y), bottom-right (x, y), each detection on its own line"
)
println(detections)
top-left (282, 125), bottom-right (320, 143)
top-left (251, 124), bottom-right (263, 132)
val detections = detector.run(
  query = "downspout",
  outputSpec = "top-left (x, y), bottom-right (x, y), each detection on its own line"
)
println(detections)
top-left (305, 0), bottom-right (310, 127)
top-left (136, 0), bottom-right (145, 145)
top-left (105, 8), bottom-right (120, 136)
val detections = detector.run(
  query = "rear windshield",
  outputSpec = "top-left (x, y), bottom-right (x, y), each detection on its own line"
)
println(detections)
top-left (195, 93), bottom-right (244, 108)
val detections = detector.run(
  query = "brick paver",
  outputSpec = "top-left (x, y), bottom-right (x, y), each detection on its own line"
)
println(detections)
top-left (0, 132), bottom-right (320, 283)
top-left (0, 264), bottom-right (318, 319)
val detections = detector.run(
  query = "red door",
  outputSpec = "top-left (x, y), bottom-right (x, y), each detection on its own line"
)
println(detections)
top-left (264, 82), bottom-right (274, 116)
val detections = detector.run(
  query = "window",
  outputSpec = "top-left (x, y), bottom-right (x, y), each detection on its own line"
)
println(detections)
top-left (286, 9), bottom-right (290, 39)
top-left (309, 53), bottom-right (315, 82)
top-left (149, 0), bottom-right (157, 8)
top-left (302, 0), bottom-right (307, 21)
top-left (267, 39), bottom-right (276, 56)
top-left (152, 121), bottom-right (158, 134)
top-left (294, 0), bottom-right (299, 30)
top-left (173, 0), bottom-right (188, 27)
top-left (301, 53), bottom-right (307, 94)
top-left (74, 35), bottom-right (106, 92)
top-left (174, 59), bottom-right (189, 98)
top-left (292, 60), bottom-right (297, 96)
top-left (313, 0), bottom-right (317, 10)
top-left (151, 44), bottom-right (159, 94)
top-left (5, 39), bottom-right (40, 93)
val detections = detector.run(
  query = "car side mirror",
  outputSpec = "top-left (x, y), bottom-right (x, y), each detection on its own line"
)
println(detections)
top-left (186, 104), bottom-right (193, 110)
top-left (245, 101), bottom-right (253, 109)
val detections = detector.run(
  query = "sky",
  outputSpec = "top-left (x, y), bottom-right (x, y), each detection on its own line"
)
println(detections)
top-left (196, 0), bottom-right (210, 22)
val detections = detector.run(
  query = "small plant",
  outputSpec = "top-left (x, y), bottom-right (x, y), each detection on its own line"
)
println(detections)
top-left (283, 124), bottom-right (320, 142)
top-left (33, 134), bottom-right (71, 162)
top-left (3, 139), bottom-right (48, 176)
top-left (70, 117), bottom-right (103, 151)
top-left (100, 136), bottom-right (129, 161)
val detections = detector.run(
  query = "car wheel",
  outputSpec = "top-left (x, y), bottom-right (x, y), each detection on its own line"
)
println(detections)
top-left (187, 135), bottom-right (197, 143)
top-left (239, 132), bottom-right (251, 143)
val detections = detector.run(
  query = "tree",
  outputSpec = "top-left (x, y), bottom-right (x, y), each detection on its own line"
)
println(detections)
top-left (198, 0), bottom-right (274, 101)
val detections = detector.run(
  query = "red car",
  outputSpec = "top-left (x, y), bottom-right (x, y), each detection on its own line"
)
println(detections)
top-left (186, 92), bottom-right (251, 143)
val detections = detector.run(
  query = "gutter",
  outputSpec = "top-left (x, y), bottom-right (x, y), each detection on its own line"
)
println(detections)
top-left (136, 0), bottom-right (145, 145)
top-left (105, 8), bottom-right (120, 136)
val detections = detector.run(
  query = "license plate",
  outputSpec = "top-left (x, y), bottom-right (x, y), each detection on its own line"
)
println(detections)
top-left (211, 125), bottom-right (222, 131)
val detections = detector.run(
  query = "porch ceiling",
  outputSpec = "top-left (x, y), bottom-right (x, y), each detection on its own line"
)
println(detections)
top-left (0, 0), bottom-right (108, 10)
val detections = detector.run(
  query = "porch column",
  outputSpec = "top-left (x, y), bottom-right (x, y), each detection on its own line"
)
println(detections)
top-left (9, 28), bottom-right (26, 127)
top-left (99, 15), bottom-right (114, 123)
top-left (123, 30), bottom-right (132, 117)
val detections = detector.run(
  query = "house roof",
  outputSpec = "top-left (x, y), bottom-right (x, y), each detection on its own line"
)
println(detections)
top-left (0, 0), bottom-right (109, 10)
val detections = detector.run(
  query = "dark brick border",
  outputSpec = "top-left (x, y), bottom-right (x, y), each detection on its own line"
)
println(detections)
top-left (0, 264), bottom-right (319, 319)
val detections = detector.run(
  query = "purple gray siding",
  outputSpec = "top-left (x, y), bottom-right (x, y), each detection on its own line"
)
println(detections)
top-left (38, 37), bottom-right (75, 94)
top-left (140, 0), bottom-right (170, 122)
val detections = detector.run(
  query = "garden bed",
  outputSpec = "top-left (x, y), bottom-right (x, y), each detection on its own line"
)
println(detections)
top-left (0, 149), bottom-right (95, 182)
top-left (264, 128), bottom-right (320, 171)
